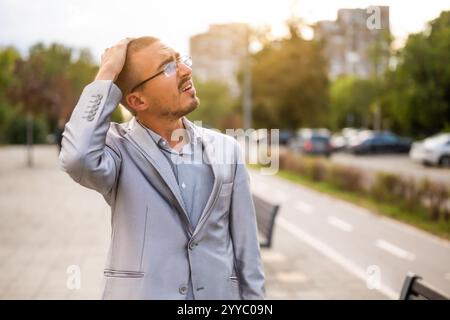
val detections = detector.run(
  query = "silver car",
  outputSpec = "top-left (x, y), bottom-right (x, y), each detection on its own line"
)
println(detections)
top-left (409, 133), bottom-right (450, 167)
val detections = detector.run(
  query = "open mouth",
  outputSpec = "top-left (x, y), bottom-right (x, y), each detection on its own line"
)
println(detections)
top-left (180, 80), bottom-right (193, 93)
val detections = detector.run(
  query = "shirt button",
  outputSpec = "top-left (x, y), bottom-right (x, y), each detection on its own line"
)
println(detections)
top-left (181, 182), bottom-right (186, 189)
top-left (179, 285), bottom-right (188, 295)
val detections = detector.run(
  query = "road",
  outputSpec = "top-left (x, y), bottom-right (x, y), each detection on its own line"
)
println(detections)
top-left (330, 152), bottom-right (450, 186)
top-left (250, 167), bottom-right (450, 298)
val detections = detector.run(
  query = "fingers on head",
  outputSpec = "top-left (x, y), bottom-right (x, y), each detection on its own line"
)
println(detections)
top-left (119, 37), bottom-right (135, 46)
top-left (102, 38), bottom-right (133, 56)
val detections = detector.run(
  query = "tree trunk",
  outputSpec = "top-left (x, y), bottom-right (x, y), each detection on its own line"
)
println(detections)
top-left (26, 111), bottom-right (34, 168)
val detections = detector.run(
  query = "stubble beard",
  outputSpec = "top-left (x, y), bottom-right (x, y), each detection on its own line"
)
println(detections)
top-left (161, 95), bottom-right (200, 120)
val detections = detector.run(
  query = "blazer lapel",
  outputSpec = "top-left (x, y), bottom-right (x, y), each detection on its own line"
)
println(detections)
top-left (123, 117), bottom-right (194, 235)
top-left (190, 123), bottom-right (223, 238)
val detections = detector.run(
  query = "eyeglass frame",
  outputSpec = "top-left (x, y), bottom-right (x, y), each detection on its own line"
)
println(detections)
top-left (129, 54), bottom-right (192, 93)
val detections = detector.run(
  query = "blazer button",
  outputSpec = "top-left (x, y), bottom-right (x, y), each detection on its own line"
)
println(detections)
top-left (179, 285), bottom-right (188, 295)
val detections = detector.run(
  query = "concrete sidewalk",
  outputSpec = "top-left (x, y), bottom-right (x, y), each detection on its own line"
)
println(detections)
top-left (0, 145), bottom-right (386, 299)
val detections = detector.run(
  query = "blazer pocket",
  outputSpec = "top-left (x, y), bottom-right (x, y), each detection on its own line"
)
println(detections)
top-left (104, 269), bottom-right (145, 278)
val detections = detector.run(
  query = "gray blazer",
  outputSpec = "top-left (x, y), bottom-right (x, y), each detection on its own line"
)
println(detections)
top-left (59, 80), bottom-right (265, 299)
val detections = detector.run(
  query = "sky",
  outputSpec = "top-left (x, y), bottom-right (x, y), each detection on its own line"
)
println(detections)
top-left (1, 0), bottom-right (449, 62)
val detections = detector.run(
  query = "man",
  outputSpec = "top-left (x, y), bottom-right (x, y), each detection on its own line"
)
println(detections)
top-left (59, 37), bottom-right (265, 300)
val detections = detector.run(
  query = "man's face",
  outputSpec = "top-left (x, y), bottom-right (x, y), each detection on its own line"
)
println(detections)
top-left (126, 41), bottom-right (199, 119)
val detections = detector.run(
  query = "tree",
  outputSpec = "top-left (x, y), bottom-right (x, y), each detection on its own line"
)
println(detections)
top-left (329, 76), bottom-right (381, 130)
top-left (188, 78), bottom-right (237, 130)
top-left (386, 11), bottom-right (450, 136)
top-left (9, 43), bottom-right (99, 127)
top-left (0, 46), bottom-right (21, 143)
top-left (250, 21), bottom-right (329, 130)
top-left (2, 43), bottom-right (104, 165)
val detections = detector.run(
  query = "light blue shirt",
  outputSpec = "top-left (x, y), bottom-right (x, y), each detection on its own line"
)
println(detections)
top-left (140, 117), bottom-right (214, 228)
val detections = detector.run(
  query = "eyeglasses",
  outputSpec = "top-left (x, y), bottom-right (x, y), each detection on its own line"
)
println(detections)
top-left (130, 55), bottom-right (192, 93)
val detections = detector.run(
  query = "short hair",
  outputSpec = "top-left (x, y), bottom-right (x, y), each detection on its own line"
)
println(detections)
top-left (115, 36), bottom-right (160, 113)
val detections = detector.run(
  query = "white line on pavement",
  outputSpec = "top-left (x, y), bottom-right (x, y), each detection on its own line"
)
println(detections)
top-left (375, 239), bottom-right (416, 261)
top-left (379, 215), bottom-right (450, 249)
top-left (327, 216), bottom-right (354, 232)
top-left (295, 201), bottom-right (314, 214)
top-left (276, 216), bottom-right (398, 299)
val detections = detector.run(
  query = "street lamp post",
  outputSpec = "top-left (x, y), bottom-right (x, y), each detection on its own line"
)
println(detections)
top-left (243, 27), bottom-right (252, 130)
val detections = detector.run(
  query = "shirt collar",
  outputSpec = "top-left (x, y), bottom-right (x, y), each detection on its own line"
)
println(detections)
top-left (137, 116), bottom-right (198, 155)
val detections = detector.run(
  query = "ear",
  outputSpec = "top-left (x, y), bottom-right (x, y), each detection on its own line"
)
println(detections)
top-left (125, 92), bottom-right (149, 113)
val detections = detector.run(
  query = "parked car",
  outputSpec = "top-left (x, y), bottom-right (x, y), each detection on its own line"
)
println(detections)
top-left (409, 133), bottom-right (450, 167)
top-left (349, 131), bottom-right (412, 155)
top-left (347, 129), bottom-right (374, 150)
top-left (330, 133), bottom-right (347, 152)
top-left (278, 130), bottom-right (295, 146)
top-left (330, 127), bottom-right (370, 152)
top-left (248, 128), bottom-right (292, 146)
top-left (289, 128), bottom-right (332, 157)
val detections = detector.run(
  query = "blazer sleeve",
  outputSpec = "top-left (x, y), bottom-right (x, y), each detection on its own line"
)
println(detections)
top-left (58, 80), bottom-right (123, 196)
top-left (229, 141), bottom-right (266, 299)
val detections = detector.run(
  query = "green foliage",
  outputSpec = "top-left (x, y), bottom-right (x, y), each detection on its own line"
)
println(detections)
top-left (188, 78), bottom-right (236, 130)
top-left (329, 164), bottom-right (365, 193)
top-left (329, 76), bottom-right (381, 130)
top-left (0, 47), bottom-right (21, 142)
top-left (0, 43), bottom-right (98, 144)
top-left (385, 11), bottom-right (450, 136)
top-left (275, 150), bottom-right (450, 237)
top-left (250, 27), bottom-right (329, 130)
top-left (4, 114), bottom-right (49, 144)
top-left (0, 103), bottom-right (18, 144)
top-left (10, 43), bottom-right (97, 120)
top-left (0, 46), bottom-right (20, 89)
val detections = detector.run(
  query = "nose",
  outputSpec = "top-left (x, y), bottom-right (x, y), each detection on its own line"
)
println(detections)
top-left (177, 61), bottom-right (192, 78)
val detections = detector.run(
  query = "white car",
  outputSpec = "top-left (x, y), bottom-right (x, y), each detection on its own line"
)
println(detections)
top-left (409, 133), bottom-right (450, 167)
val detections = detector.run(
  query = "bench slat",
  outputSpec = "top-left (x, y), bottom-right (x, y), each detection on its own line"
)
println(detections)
top-left (253, 194), bottom-right (280, 248)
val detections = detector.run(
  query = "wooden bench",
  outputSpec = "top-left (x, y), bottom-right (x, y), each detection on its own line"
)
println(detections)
top-left (399, 272), bottom-right (448, 300)
top-left (253, 194), bottom-right (280, 248)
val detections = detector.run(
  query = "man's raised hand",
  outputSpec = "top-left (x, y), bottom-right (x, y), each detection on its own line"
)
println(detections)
top-left (95, 38), bottom-right (134, 81)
